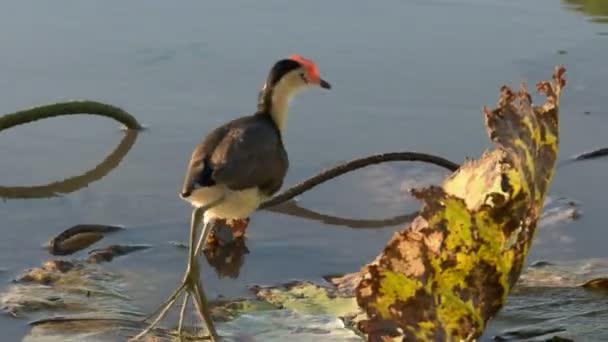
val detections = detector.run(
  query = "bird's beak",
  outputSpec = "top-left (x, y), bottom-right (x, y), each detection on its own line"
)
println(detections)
top-left (319, 78), bottom-right (332, 89)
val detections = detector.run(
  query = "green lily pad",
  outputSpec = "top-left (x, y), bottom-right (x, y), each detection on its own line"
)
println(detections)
top-left (210, 298), bottom-right (278, 322)
top-left (253, 281), bottom-right (361, 318)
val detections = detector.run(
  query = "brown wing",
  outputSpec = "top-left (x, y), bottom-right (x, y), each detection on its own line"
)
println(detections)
top-left (210, 118), bottom-right (288, 195)
top-left (180, 122), bottom-right (228, 197)
top-left (181, 115), bottom-right (288, 198)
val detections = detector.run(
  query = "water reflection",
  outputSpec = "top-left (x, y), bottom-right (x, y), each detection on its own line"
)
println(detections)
top-left (266, 200), bottom-right (416, 229)
top-left (201, 199), bottom-right (416, 279)
top-left (0, 129), bottom-right (138, 199)
top-left (562, 0), bottom-right (608, 23)
top-left (203, 238), bottom-right (249, 279)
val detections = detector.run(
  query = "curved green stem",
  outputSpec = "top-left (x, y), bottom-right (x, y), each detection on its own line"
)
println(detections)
top-left (0, 100), bottom-right (142, 131)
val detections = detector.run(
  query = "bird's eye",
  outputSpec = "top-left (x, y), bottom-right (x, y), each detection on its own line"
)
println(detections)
top-left (299, 72), bottom-right (308, 83)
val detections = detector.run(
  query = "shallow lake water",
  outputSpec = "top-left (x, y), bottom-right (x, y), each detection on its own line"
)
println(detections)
top-left (1, 0), bottom-right (607, 340)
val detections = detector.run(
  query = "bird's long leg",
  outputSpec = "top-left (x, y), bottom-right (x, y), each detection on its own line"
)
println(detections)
top-left (176, 218), bottom-right (218, 340)
top-left (181, 217), bottom-right (219, 339)
top-left (140, 282), bottom-right (187, 323)
top-left (139, 207), bottom-right (204, 324)
top-left (131, 288), bottom-right (182, 340)
top-left (131, 208), bottom-right (203, 341)
top-left (132, 196), bottom-right (225, 341)
top-left (186, 207), bottom-right (205, 273)
top-left (177, 292), bottom-right (190, 338)
top-left (190, 261), bottom-right (218, 339)
top-left (194, 218), bottom-right (215, 256)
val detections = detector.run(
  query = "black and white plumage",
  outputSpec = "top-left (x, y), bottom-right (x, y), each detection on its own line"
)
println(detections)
top-left (133, 55), bottom-right (331, 341)
top-left (180, 113), bottom-right (288, 220)
top-left (180, 55), bottom-right (331, 223)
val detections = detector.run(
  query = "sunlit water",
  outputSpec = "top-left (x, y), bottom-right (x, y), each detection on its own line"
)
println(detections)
top-left (1, 0), bottom-right (607, 340)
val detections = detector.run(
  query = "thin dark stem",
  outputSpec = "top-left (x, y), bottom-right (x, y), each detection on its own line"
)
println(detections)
top-left (260, 152), bottom-right (459, 209)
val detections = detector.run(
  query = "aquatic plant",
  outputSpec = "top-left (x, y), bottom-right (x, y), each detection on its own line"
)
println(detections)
top-left (355, 66), bottom-right (566, 341)
top-left (563, 0), bottom-right (608, 22)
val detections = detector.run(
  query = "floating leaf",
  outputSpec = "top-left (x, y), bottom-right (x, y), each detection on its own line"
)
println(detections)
top-left (24, 309), bottom-right (363, 342)
top-left (16, 279), bottom-right (364, 341)
top-left (581, 277), bottom-right (608, 290)
top-left (253, 281), bottom-right (362, 320)
top-left (47, 224), bottom-right (124, 256)
top-left (518, 257), bottom-right (608, 288)
top-left (545, 337), bottom-right (575, 342)
top-left (355, 67), bottom-right (566, 340)
top-left (7, 258), bottom-right (366, 341)
top-left (217, 310), bottom-right (363, 342)
top-left (210, 298), bottom-right (278, 322)
top-left (2, 260), bottom-right (137, 319)
top-left (562, 0), bottom-right (608, 23)
top-left (539, 196), bottom-right (581, 227)
top-left (86, 245), bottom-right (150, 264)
top-left (493, 326), bottom-right (566, 341)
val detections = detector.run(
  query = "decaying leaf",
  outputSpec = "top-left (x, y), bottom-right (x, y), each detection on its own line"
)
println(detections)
top-left (5, 256), bottom-right (366, 341)
top-left (1, 260), bottom-right (137, 319)
top-left (24, 310), bottom-right (364, 342)
top-left (210, 298), bottom-right (278, 322)
top-left (86, 244), bottom-right (151, 264)
top-left (16, 280), bottom-right (364, 342)
top-left (581, 277), bottom-right (608, 290)
top-left (355, 67), bottom-right (566, 341)
top-left (492, 326), bottom-right (567, 341)
top-left (15, 260), bottom-right (76, 285)
top-left (495, 260), bottom-right (608, 342)
top-left (518, 257), bottom-right (608, 288)
top-left (3, 243), bottom-right (150, 320)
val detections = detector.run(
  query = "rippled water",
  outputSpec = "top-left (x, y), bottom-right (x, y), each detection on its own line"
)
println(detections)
top-left (1, 0), bottom-right (607, 340)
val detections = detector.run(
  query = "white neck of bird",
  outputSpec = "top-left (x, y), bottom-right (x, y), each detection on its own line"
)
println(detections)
top-left (259, 74), bottom-right (304, 133)
top-left (269, 84), bottom-right (296, 133)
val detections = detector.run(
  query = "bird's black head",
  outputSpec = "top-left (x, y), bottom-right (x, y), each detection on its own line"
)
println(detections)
top-left (264, 54), bottom-right (331, 90)
top-left (266, 59), bottom-right (302, 88)
top-left (257, 54), bottom-right (331, 121)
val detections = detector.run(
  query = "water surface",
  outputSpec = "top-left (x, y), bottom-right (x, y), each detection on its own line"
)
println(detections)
top-left (1, 0), bottom-right (608, 340)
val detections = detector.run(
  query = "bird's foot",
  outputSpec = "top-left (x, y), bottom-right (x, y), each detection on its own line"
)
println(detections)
top-left (130, 266), bottom-right (217, 341)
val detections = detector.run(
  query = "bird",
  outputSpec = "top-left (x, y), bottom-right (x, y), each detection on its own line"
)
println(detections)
top-left (132, 54), bottom-right (331, 341)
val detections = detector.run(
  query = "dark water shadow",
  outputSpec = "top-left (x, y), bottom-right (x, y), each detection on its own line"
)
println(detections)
top-left (265, 199), bottom-right (416, 229)
top-left (196, 200), bottom-right (417, 280)
top-left (0, 130), bottom-right (138, 200)
top-left (562, 0), bottom-right (608, 23)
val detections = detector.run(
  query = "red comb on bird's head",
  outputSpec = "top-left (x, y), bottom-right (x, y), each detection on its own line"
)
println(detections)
top-left (289, 54), bottom-right (321, 83)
